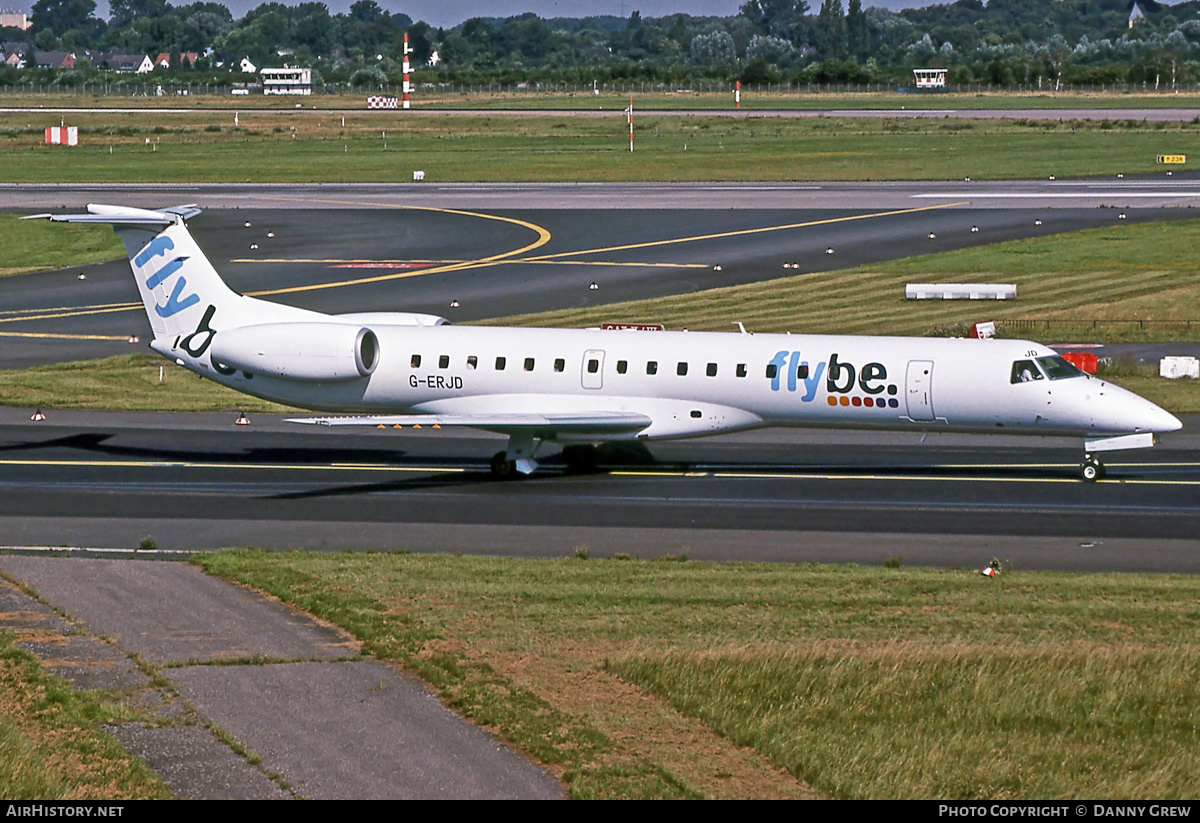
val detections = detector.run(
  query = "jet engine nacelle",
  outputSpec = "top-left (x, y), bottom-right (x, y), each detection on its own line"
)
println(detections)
top-left (210, 323), bottom-right (379, 382)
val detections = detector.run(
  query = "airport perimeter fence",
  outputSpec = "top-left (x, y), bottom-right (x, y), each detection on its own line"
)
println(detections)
top-left (6, 81), bottom-right (1200, 97)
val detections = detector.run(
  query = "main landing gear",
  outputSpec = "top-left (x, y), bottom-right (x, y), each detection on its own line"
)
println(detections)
top-left (1080, 454), bottom-right (1106, 483)
top-left (489, 440), bottom-right (603, 478)
top-left (490, 433), bottom-right (539, 479)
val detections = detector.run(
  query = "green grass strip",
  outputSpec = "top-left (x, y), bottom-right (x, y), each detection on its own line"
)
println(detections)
top-left (0, 354), bottom-right (296, 412)
top-left (1, 111), bottom-right (1198, 182)
top-left (0, 214), bottom-right (123, 278)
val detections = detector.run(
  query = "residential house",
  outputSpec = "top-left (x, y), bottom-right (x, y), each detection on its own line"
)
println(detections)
top-left (98, 52), bottom-right (153, 73)
top-left (34, 51), bottom-right (75, 70)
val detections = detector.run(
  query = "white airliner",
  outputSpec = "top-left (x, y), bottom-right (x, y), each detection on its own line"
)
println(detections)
top-left (30, 204), bottom-right (1182, 481)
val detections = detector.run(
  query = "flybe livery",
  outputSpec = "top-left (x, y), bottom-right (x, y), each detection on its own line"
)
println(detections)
top-left (29, 205), bottom-right (1182, 481)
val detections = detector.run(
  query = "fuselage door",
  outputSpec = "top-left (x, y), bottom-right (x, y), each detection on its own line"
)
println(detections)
top-left (905, 360), bottom-right (935, 422)
top-left (582, 349), bottom-right (605, 390)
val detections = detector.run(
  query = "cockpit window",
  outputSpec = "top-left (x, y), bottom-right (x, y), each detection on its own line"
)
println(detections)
top-left (1037, 356), bottom-right (1084, 380)
top-left (1011, 360), bottom-right (1044, 384)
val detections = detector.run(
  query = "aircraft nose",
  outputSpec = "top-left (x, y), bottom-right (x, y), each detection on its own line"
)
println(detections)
top-left (1099, 382), bottom-right (1183, 434)
top-left (1128, 393), bottom-right (1182, 434)
top-left (1149, 404), bottom-right (1183, 433)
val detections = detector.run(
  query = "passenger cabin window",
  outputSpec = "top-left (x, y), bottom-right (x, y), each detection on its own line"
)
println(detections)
top-left (617, 360), bottom-right (628, 374)
top-left (438, 355), bottom-right (449, 369)
top-left (466, 355), bottom-right (477, 370)
top-left (677, 362), bottom-right (688, 376)
top-left (706, 363), bottom-right (718, 377)
top-left (765, 364), bottom-right (777, 379)
top-left (647, 361), bottom-right (658, 375)
top-left (1011, 360), bottom-right (1044, 384)
top-left (524, 357), bottom-right (535, 372)
top-left (587, 359), bottom-right (600, 374)
top-left (410, 354), bottom-right (421, 368)
top-left (495, 356), bottom-right (506, 371)
top-left (554, 358), bottom-right (565, 373)
top-left (736, 364), bottom-right (747, 378)
top-left (797, 364), bottom-right (809, 380)
top-left (1037, 356), bottom-right (1084, 380)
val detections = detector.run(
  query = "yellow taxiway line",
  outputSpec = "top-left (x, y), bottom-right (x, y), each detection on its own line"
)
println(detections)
top-left (3, 458), bottom-right (1197, 486)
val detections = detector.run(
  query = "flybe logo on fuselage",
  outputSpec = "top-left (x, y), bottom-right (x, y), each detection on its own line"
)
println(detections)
top-left (134, 236), bottom-right (200, 318)
top-left (769, 350), bottom-right (900, 407)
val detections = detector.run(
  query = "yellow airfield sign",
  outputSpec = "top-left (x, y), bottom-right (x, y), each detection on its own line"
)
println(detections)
top-left (1156, 154), bottom-right (1186, 164)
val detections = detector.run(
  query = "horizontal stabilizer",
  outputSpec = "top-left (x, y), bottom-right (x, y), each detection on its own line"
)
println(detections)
top-left (288, 411), bottom-right (653, 435)
top-left (22, 203), bottom-right (201, 226)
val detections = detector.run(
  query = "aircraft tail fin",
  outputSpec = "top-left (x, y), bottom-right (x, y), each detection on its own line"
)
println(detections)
top-left (25, 204), bottom-right (241, 338)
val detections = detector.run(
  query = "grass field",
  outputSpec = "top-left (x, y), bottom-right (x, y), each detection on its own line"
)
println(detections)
top-left (0, 214), bottom-right (124, 277)
top-left (9, 89), bottom-right (1200, 111)
top-left (492, 218), bottom-right (1200, 341)
top-left (195, 549), bottom-right (1200, 799)
top-left (2, 107), bottom-right (1199, 182)
top-left (420, 88), bottom-right (1200, 111)
top-left (0, 631), bottom-right (169, 800)
top-left (0, 354), bottom-right (295, 412)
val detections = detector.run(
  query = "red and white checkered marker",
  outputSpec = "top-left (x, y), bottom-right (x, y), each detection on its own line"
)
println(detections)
top-left (30, 409), bottom-right (46, 421)
top-left (235, 412), bottom-right (250, 426)
top-left (980, 566), bottom-right (998, 578)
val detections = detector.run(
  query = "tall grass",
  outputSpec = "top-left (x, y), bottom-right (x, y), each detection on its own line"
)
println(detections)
top-left (0, 635), bottom-right (169, 800)
top-left (615, 645), bottom-right (1200, 799)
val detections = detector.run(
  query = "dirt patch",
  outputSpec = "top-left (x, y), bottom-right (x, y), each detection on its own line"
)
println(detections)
top-left (472, 641), bottom-right (823, 799)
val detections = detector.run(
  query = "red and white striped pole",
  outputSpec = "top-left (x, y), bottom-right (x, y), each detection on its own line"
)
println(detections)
top-left (735, 80), bottom-right (741, 109)
top-left (402, 32), bottom-right (412, 110)
top-left (627, 95), bottom-right (633, 152)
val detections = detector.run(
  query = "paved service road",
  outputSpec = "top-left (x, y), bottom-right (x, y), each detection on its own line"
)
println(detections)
top-left (0, 556), bottom-right (564, 799)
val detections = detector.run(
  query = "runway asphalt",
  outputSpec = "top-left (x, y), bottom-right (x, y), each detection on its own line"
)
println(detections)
top-left (2, 181), bottom-right (1198, 569)
top-left (2, 408), bottom-right (1198, 572)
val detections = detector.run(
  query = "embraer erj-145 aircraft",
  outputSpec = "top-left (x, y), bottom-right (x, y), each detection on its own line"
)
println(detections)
top-left (31, 204), bottom-right (1182, 481)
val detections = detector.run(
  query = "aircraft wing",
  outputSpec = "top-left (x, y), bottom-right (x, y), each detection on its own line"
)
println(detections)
top-left (287, 411), bottom-right (653, 436)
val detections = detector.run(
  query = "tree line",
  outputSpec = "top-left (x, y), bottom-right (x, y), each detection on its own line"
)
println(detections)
top-left (6, 0), bottom-right (1200, 89)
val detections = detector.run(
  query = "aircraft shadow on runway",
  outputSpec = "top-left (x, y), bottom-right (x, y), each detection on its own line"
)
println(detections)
top-left (4, 432), bottom-right (1162, 498)
top-left (0, 431), bottom-right (428, 467)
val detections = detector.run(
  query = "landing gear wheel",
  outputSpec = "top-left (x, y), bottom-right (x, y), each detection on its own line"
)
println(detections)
top-left (1080, 456), bottom-right (1105, 482)
top-left (490, 451), bottom-right (516, 479)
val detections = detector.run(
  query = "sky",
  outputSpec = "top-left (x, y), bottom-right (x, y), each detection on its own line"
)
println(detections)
top-left (21, 1), bottom-right (964, 30)
top-left (14, 1), bottom-right (1194, 31)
